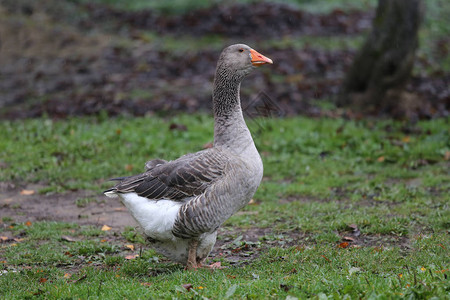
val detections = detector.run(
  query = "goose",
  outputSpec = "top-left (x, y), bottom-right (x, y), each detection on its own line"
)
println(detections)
top-left (104, 44), bottom-right (273, 269)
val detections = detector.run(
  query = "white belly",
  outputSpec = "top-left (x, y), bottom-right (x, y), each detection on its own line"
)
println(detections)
top-left (116, 192), bottom-right (216, 264)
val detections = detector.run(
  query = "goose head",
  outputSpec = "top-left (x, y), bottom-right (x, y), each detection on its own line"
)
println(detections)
top-left (216, 44), bottom-right (273, 80)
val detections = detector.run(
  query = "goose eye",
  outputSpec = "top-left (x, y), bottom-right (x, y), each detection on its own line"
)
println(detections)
top-left (238, 49), bottom-right (244, 53)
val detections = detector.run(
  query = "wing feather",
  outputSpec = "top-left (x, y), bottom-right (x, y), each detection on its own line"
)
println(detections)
top-left (109, 148), bottom-right (229, 201)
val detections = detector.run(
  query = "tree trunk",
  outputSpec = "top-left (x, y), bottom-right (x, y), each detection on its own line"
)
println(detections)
top-left (337, 0), bottom-right (424, 116)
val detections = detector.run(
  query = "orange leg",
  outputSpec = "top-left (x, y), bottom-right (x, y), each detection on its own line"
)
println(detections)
top-left (186, 239), bottom-right (199, 270)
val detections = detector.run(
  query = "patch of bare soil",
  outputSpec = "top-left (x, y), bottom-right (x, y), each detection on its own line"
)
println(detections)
top-left (0, 1), bottom-right (448, 120)
top-left (0, 183), bottom-right (137, 229)
top-left (85, 2), bottom-right (373, 37)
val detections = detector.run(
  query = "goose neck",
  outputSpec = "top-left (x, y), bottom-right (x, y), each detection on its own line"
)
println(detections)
top-left (212, 73), bottom-right (251, 148)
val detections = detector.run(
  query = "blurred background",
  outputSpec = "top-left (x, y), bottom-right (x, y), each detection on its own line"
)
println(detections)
top-left (0, 0), bottom-right (448, 120)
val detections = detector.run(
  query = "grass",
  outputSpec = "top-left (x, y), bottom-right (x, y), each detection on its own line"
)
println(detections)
top-left (77, 0), bottom-right (377, 14)
top-left (1, 115), bottom-right (449, 298)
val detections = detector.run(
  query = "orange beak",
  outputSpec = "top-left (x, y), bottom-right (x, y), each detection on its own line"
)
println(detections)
top-left (250, 49), bottom-right (273, 66)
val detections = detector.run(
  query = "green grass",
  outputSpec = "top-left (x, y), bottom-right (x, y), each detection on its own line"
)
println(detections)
top-left (1, 115), bottom-right (449, 298)
top-left (78, 0), bottom-right (377, 14)
top-left (0, 222), bottom-right (448, 298)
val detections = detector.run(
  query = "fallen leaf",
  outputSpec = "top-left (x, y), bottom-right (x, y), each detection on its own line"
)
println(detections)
top-left (113, 207), bottom-right (126, 211)
top-left (25, 221), bottom-right (32, 226)
top-left (100, 239), bottom-right (107, 243)
top-left (377, 156), bottom-right (385, 162)
top-left (101, 225), bottom-right (111, 231)
top-left (208, 262), bottom-right (223, 269)
top-left (61, 235), bottom-right (76, 242)
top-left (197, 286), bottom-right (205, 290)
top-left (338, 242), bottom-right (350, 248)
top-left (13, 238), bottom-right (25, 242)
top-left (125, 254), bottom-right (139, 260)
top-left (39, 278), bottom-right (47, 283)
top-left (20, 189), bottom-right (35, 195)
top-left (0, 236), bottom-right (9, 242)
top-left (342, 236), bottom-right (356, 242)
top-left (0, 260), bottom-right (6, 263)
top-left (321, 255), bottom-right (331, 262)
top-left (125, 244), bottom-right (135, 251)
top-left (182, 283), bottom-right (193, 291)
top-left (116, 129), bottom-right (122, 135)
top-left (141, 282), bottom-right (152, 286)
top-left (435, 269), bottom-right (448, 273)
top-left (125, 164), bottom-right (134, 171)
top-left (63, 273), bottom-right (71, 279)
top-left (402, 136), bottom-right (410, 143)
top-left (226, 275), bottom-right (236, 279)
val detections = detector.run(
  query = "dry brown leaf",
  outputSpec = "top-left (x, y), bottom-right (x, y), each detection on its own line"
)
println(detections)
top-left (113, 207), bottom-right (126, 211)
top-left (13, 238), bottom-right (25, 242)
top-left (61, 235), bottom-right (76, 242)
top-left (141, 282), bottom-right (152, 286)
top-left (402, 136), bottom-right (410, 143)
top-left (125, 164), bottom-right (134, 172)
top-left (377, 156), bottom-right (385, 162)
top-left (39, 278), bottom-right (47, 283)
top-left (63, 273), bottom-right (72, 279)
top-left (321, 255), bottom-right (331, 262)
top-left (20, 189), bottom-right (35, 195)
top-left (338, 242), bottom-right (350, 248)
top-left (101, 225), bottom-right (111, 231)
top-left (125, 244), bottom-right (135, 251)
top-left (125, 254), bottom-right (139, 260)
top-left (342, 236), bottom-right (356, 242)
top-left (25, 221), bottom-right (32, 226)
top-left (0, 236), bottom-right (9, 242)
top-left (100, 239), bottom-right (107, 243)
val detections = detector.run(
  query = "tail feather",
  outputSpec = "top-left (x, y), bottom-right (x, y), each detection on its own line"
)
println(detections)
top-left (104, 188), bottom-right (118, 198)
top-left (104, 176), bottom-right (130, 198)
